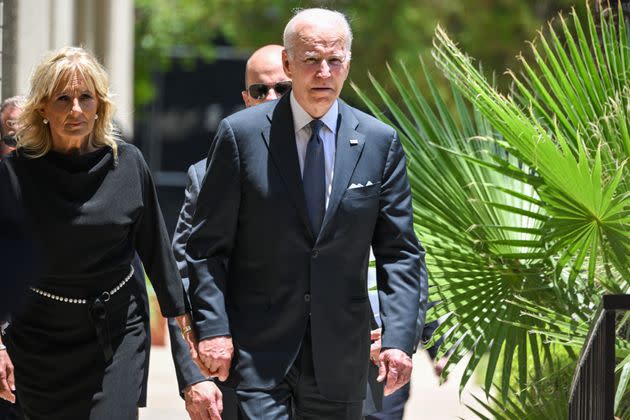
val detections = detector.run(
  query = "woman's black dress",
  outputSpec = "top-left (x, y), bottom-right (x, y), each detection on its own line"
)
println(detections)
top-left (0, 143), bottom-right (186, 420)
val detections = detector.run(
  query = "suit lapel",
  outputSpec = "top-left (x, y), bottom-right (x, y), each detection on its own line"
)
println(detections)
top-left (261, 95), bottom-right (314, 241)
top-left (320, 101), bottom-right (365, 238)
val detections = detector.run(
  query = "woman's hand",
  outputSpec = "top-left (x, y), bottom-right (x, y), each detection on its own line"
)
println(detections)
top-left (0, 344), bottom-right (15, 403)
top-left (174, 313), bottom-right (211, 377)
top-left (370, 328), bottom-right (382, 366)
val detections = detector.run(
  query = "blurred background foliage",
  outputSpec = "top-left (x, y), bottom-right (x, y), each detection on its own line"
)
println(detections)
top-left (134, 0), bottom-right (586, 108)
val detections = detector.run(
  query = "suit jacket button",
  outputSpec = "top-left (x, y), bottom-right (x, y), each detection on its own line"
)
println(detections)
top-left (304, 293), bottom-right (311, 302)
top-left (312, 249), bottom-right (319, 258)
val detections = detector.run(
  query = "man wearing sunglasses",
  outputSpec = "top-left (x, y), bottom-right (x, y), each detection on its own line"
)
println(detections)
top-left (167, 44), bottom-right (291, 420)
top-left (241, 44), bottom-right (292, 107)
top-left (0, 97), bottom-right (24, 160)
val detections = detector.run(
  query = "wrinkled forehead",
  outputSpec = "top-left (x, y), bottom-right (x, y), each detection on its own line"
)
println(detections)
top-left (294, 22), bottom-right (348, 54)
top-left (50, 67), bottom-right (96, 96)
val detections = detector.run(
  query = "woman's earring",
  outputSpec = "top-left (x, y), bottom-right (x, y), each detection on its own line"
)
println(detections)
top-left (94, 114), bottom-right (99, 120)
top-left (43, 118), bottom-right (48, 125)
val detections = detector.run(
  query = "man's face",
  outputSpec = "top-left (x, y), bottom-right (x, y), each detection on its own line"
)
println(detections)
top-left (282, 21), bottom-right (350, 118)
top-left (1, 105), bottom-right (21, 156)
top-left (242, 57), bottom-right (292, 107)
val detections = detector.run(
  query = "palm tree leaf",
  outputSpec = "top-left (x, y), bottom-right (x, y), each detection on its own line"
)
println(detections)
top-left (615, 361), bottom-right (630, 413)
top-left (354, 4), bottom-right (629, 413)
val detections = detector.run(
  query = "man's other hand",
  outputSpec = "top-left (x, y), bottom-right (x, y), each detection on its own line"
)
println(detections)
top-left (376, 348), bottom-right (413, 396)
top-left (198, 336), bottom-right (234, 381)
top-left (369, 328), bottom-right (381, 366)
top-left (184, 381), bottom-right (223, 420)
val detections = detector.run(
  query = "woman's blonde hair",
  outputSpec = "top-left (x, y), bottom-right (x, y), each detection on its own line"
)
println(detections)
top-left (17, 46), bottom-right (118, 159)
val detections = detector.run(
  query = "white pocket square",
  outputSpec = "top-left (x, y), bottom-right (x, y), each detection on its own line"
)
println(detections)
top-left (348, 181), bottom-right (375, 190)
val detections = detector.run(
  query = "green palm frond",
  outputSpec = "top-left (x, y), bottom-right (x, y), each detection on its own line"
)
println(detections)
top-left (467, 358), bottom-right (573, 420)
top-left (354, 1), bottom-right (630, 414)
top-left (354, 60), bottom-right (552, 398)
top-left (432, 3), bottom-right (630, 288)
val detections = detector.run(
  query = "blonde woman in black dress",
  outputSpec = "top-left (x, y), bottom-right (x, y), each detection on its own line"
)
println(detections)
top-left (0, 47), bottom-right (222, 420)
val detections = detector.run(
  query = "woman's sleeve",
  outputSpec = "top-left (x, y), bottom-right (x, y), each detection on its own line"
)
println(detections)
top-left (132, 148), bottom-right (187, 317)
top-left (0, 159), bottom-right (38, 319)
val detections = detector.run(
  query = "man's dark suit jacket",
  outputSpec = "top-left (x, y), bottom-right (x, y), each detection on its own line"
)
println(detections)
top-left (186, 93), bottom-right (428, 402)
top-left (168, 159), bottom-right (384, 415)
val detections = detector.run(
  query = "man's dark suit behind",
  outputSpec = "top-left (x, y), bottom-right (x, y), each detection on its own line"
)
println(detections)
top-left (168, 160), bottom-right (240, 420)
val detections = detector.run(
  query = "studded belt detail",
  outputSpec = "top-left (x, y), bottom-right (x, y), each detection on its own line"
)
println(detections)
top-left (30, 265), bottom-right (135, 304)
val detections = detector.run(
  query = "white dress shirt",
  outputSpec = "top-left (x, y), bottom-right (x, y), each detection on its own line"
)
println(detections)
top-left (290, 91), bottom-right (337, 208)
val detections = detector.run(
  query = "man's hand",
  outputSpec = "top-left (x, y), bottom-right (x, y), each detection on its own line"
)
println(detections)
top-left (184, 381), bottom-right (223, 420)
top-left (0, 348), bottom-right (15, 403)
top-left (198, 336), bottom-right (234, 381)
top-left (376, 348), bottom-right (413, 396)
top-left (369, 328), bottom-right (381, 366)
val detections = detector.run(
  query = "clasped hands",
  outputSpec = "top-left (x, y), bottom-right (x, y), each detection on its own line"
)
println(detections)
top-left (178, 317), bottom-right (228, 420)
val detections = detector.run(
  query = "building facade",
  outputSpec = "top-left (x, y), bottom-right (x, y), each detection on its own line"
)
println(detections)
top-left (1, 0), bottom-right (134, 136)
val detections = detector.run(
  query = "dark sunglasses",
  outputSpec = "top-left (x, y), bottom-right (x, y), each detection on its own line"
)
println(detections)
top-left (1, 135), bottom-right (17, 147)
top-left (247, 81), bottom-right (292, 100)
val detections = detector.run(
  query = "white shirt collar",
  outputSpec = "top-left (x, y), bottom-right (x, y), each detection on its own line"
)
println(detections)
top-left (290, 91), bottom-right (338, 135)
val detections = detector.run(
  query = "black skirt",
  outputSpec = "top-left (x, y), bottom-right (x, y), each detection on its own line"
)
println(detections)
top-left (6, 278), bottom-right (148, 420)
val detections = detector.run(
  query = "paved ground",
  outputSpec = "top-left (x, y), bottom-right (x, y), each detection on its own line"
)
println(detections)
top-left (139, 346), bottom-right (489, 419)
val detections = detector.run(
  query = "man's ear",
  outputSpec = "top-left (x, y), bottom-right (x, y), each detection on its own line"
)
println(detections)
top-left (241, 91), bottom-right (251, 108)
top-left (282, 49), bottom-right (292, 78)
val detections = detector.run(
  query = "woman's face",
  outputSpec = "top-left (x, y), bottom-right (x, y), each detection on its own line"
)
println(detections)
top-left (39, 72), bottom-right (99, 148)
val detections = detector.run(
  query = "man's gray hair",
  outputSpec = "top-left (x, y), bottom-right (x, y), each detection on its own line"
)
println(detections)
top-left (0, 95), bottom-right (25, 115)
top-left (283, 8), bottom-right (352, 60)
top-left (0, 96), bottom-right (25, 136)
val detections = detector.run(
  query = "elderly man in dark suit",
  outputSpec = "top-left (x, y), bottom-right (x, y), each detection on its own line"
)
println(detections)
top-left (185, 8), bottom-right (428, 419)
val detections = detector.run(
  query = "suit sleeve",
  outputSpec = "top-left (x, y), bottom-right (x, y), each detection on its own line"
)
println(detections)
top-left (372, 131), bottom-right (428, 356)
top-left (186, 119), bottom-right (240, 340)
top-left (0, 160), bottom-right (36, 319)
top-left (172, 164), bottom-right (202, 288)
top-left (168, 164), bottom-right (209, 393)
